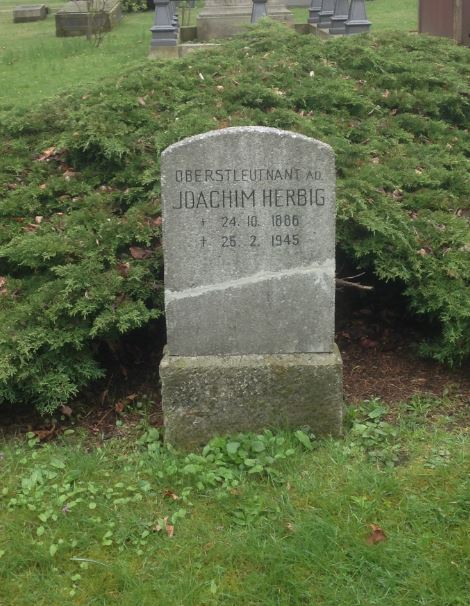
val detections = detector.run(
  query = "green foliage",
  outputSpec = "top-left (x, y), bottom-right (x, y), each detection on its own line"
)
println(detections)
top-left (0, 23), bottom-right (469, 412)
top-left (121, 0), bottom-right (147, 12)
top-left (346, 399), bottom-right (402, 467)
top-left (143, 429), bottom-right (299, 492)
top-left (1, 418), bottom-right (469, 604)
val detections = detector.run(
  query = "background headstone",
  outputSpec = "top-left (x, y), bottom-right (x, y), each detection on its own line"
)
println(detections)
top-left (13, 4), bottom-right (47, 23)
top-left (55, 0), bottom-right (122, 37)
top-left (285, 0), bottom-right (310, 6)
top-left (160, 127), bottom-right (343, 448)
top-left (197, 0), bottom-right (293, 41)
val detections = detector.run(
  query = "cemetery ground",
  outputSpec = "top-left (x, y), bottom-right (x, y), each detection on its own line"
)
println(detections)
top-left (0, 0), bottom-right (418, 109)
top-left (1, 397), bottom-right (470, 604)
top-left (0, 1), bottom-right (469, 603)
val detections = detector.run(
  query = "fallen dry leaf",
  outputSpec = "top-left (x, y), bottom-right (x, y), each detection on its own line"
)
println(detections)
top-left (360, 337), bottom-right (378, 349)
top-left (137, 97), bottom-right (146, 107)
top-left (115, 401), bottom-right (125, 414)
top-left (366, 524), bottom-right (387, 545)
top-left (164, 490), bottom-right (180, 501)
top-left (37, 146), bottom-right (56, 161)
top-left (60, 404), bottom-right (73, 417)
top-left (129, 246), bottom-right (152, 260)
top-left (63, 170), bottom-right (76, 181)
top-left (166, 523), bottom-right (175, 538)
top-left (154, 516), bottom-right (172, 535)
top-left (418, 247), bottom-right (432, 256)
top-left (34, 426), bottom-right (57, 442)
top-left (23, 224), bottom-right (39, 232)
top-left (116, 262), bottom-right (130, 277)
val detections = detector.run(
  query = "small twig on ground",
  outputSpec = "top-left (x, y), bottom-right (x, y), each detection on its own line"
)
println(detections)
top-left (336, 278), bottom-right (374, 291)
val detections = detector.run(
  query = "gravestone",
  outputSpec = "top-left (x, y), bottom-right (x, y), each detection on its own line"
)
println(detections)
top-left (197, 0), bottom-right (293, 41)
top-left (55, 0), bottom-right (122, 37)
top-left (13, 4), bottom-right (47, 23)
top-left (160, 127), bottom-right (343, 448)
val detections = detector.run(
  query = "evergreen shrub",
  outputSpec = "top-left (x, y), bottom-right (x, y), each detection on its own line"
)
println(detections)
top-left (0, 24), bottom-right (469, 413)
top-left (121, 0), bottom-right (147, 12)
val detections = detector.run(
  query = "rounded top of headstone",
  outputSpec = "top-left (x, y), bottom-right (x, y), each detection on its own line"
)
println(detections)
top-left (161, 127), bottom-right (334, 159)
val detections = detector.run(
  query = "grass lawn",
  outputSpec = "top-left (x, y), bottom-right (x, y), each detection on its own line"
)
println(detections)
top-left (1, 399), bottom-right (469, 605)
top-left (0, 0), bottom-right (418, 110)
top-left (0, 8), bottom-right (154, 111)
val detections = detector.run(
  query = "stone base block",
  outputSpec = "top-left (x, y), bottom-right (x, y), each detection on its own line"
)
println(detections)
top-left (148, 45), bottom-right (180, 59)
top-left (179, 43), bottom-right (220, 57)
top-left (160, 346), bottom-right (343, 449)
top-left (309, 23), bottom-right (331, 39)
top-left (55, 0), bottom-right (122, 37)
top-left (13, 4), bottom-right (47, 23)
top-left (286, 0), bottom-right (310, 6)
top-left (197, 4), bottom-right (293, 41)
top-left (197, 13), bottom-right (251, 41)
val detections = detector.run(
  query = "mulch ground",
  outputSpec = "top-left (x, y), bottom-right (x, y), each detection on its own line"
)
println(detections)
top-left (1, 309), bottom-right (469, 440)
top-left (339, 312), bottom-right (470, 405)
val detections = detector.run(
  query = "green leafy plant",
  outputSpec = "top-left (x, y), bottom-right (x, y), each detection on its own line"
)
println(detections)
top-left (347, 400), bottom-right (402, 466)
top-left (0, 24), bottom-right (469, 414)
top-left (121, 0), bottom-right (147, 12)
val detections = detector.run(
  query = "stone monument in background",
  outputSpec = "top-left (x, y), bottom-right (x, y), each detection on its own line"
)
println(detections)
top-left (160, 127), bottom-right (343, 448)
top-left (13, 4), bottom-right (48, 23)
top-left (197, 0), bottom-right (293, 41)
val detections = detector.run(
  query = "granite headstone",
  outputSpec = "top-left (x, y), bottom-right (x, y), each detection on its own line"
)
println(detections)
top-left (197, 0), bottom-right (293, 41)
top-left (13, 4), bottom-right (47, 23)
top-left (160, 127), bottom-right (343, 448)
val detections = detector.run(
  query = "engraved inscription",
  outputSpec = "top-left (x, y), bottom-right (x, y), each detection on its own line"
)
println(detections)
top-left (171, 166), bottom-right (327, 253)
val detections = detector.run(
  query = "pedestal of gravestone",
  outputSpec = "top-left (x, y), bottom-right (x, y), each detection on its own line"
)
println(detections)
top-left (160, 127), bottom-right (343, 449)
top-left (13, 4), bottom-right (47, 23)
top-left (55, 0), bottom-right (122, 37)
top-left (197, 0), bottom-right (293, 41)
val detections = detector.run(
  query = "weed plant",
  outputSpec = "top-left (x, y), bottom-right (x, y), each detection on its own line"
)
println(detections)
top-left (0, 23), bottom-right (469, 413)
top-left (1, 404), bottom-right (469, 605)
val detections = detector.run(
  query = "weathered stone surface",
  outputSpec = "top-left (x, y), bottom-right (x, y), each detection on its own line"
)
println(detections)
top-left (160, 126), bottom-right (343, 447)
top-left (161, 127), bottom-right (336, 357)
top-left (285, 0), bottom-right (310, 6)
top-left (329, 0), bottom-right (349, 35)
top-left (55, 0), bottom-right (122, 37)
top-left (345, 0), bottom-right (371, 35)
top-left (150, 0), bottom-right (178, 50)
top-left (197, 0), bottom-right (292, 41)
top-left (161, 346), bottom-right (343, 449)
top-left (13, 4), bottom-right (47, 23)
